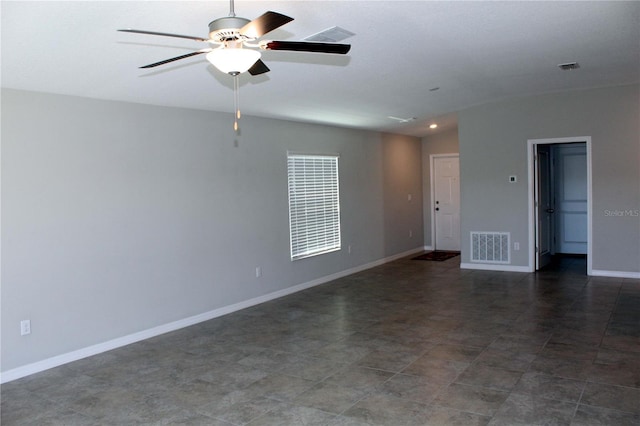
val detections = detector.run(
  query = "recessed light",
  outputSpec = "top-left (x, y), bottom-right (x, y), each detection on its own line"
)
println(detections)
top-left (429, 123), bottom-right (438, 129)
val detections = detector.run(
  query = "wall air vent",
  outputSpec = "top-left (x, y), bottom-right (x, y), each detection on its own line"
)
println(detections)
top-left (558, 62), bottom-right (580, 71)
top-left (471, 232), bottom-right (510, 264)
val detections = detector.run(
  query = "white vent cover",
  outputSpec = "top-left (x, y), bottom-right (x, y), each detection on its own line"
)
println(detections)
top-left (471, 232), bottom-right (510, 263)
top-left (304, 26), bottom-right (355, 43)
top-left (558, 62), bottom-right (580, 70)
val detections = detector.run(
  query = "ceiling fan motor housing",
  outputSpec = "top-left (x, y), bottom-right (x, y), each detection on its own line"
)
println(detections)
top-left (208, 16), bottom-right (251, 41)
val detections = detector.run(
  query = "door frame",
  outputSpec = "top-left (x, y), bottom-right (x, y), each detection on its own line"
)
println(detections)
top-left (430, 153), bottom-right (460, 251)
top-left (535, 144), bottom-right (554, 270)
top-left (527, 137), bottom-right (592, 274)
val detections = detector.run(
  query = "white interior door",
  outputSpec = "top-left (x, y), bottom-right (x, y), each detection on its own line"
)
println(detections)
top-left (553, 144), bottom-right (587, 254)
top-left (535, 145), bottom-right (553, 269)
top-left (433, 155), bottom-right (460, 251)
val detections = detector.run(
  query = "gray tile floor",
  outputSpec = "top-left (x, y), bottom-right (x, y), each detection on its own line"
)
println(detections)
top-left (2, 255), bottom-right (639, 425)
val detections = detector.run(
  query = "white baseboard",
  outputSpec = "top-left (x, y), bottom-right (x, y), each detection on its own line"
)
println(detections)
top-left (423, 245), bottom-right (433, 251)
top-left (591, 269), bottom-right (640, 279)
top-left (460, 263), bottom-right (640, 278)
top-left (0, 247), bottom-right (424, 384)
top-left (380, 246), bottom-right (426, 263)
top-left (460, 262), bottom-right (531, 273)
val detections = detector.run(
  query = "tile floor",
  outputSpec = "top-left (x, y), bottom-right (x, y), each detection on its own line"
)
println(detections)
top-left (2, 255), bottom-right (639, 425)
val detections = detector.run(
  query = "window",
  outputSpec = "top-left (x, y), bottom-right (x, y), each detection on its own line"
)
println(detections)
top-left (287, 153), bottom-right (341, 260)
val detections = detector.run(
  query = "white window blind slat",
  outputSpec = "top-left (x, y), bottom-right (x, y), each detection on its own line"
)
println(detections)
top-left (287, 154), bottom-right (341, 260)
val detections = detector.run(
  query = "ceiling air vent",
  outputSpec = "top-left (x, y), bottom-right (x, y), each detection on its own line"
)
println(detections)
top-left (558, 62), bottom-right (580, 71)
top-left (304, 26), bottom-right (355, 43)
top-left (388, 116), bottom-right (416, 123)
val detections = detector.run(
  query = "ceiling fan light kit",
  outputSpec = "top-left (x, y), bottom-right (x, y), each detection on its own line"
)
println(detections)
top-left (206, 46), bottom-right (261, 75)
top-left (118, 0), bottom-right (351, 131)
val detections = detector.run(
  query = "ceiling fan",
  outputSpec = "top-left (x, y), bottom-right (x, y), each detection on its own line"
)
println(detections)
top-left (118, 0), bottom-right (352, 130)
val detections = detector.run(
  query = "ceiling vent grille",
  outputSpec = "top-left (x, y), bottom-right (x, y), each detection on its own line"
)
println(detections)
top-left (558, 62), bottom-right (580, 71)
top-left (304, 26), bottom-right (355, 43)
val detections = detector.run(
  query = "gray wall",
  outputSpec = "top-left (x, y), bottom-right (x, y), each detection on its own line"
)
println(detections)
top-left (421, 128), bottom-right (460, 247)
top-left (382, 133), bottom-right (424, 255)
top-left (458, 84), bottom-right (640, 272)
top-left (1, 89), bottom-right (423, 373)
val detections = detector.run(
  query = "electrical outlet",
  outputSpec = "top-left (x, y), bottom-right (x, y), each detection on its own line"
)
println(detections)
top-left (514, 242), bottom-right (520, 251)
top-left (348, 245), bottom-right (352, 254)
top-left (409, 230), bottom-right (413, 238)
top-left (21, 320), bottom-right (31, 336)
top-left (255, 267), bottom-right (262, 278)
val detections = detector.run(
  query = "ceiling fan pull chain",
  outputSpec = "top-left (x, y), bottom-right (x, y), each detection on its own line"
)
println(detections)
top-left (236, 76), bottom-right (241, 120)
top-left (233, 74), bottom-right (240, 131)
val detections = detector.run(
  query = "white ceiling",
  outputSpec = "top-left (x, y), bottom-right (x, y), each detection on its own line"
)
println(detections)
top-left (2, 1), bottom-right (639, 137)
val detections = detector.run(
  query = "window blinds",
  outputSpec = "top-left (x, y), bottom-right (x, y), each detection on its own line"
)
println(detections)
top-left (287, 154), bottom-right (341, 260)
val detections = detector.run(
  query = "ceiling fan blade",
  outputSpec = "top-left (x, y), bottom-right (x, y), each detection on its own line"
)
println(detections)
top-left (139, 50), bottom-right (209, 69)
top-left (248, 59), bottom-right (270, 76)
top-left (118, 29), bottom-right (208, 42)
top-left (240, 11), bottom-right (293, 38)
top-left (264, 41), bottom-right (351, 55)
